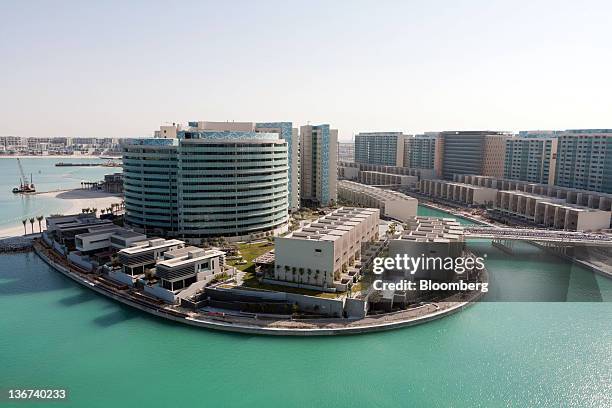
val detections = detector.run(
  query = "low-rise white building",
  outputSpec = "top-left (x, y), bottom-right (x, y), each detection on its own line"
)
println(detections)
top-left (338, 180), bottom-right (418, 222)
top-left (273, 207), bottom-right (379, 291)
top-left (155, 246), bottom-right (225, 291)
top-left (494, 190), bottom-right (611, 231)
top-left (117, 238), bottom-right (185, 275)
top-left (389, 217), bottom-right (465, 282)
top-left (46, 213), bottom-right (115, 245)
top-left (419, 179), bottom-right (497, 206)
top-left (75, 227), bottom-right (147, 254)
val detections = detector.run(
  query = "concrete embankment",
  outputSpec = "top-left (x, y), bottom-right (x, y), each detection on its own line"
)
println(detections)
top-left (0, 236), bottom-right (35, 253)
top-left (33, 241), bottom-right (484, 336)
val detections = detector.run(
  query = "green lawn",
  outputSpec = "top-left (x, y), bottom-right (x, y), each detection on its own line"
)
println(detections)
top-left (240, 280), bottom-right (341, 299)
top-left (227, 241), bottom-right (347, 299)
top-left (226, 242), bottom-right (274, 273)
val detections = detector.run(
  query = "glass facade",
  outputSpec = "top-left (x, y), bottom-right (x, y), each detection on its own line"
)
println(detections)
top-left (354, 132), bottom-right (404, 166)
top-left (123, 131), bottom-right (289, 239)
top-left (555, 132), bottom-right (612, 193)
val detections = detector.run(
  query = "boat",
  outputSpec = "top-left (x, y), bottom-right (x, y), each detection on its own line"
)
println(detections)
top-left (12, 158), bottom-right (36, 194)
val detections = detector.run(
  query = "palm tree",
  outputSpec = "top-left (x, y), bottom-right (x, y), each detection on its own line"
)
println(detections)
top-left (22, 219), bottom-right (27, 235)
top-left (91, 208), bottom-right (97, 216)
top-left (29, 218), bottom-right (35, 234)
top-left (100, 209), bottom-right (106, 215)
top-left (36, 215), bottom-right (44, 233)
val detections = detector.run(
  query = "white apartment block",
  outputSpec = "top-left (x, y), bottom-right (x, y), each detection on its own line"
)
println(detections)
top-left (359, 171), bottom-right (418, 188)
top-left (389, 217), bottom-right (465, 281)
top-left (338, 180), bottom-right (418, 222)
top-left (273, 207), bottom-right (379, 291)
top-left (419, 179), bottom-right (498, 206)
top-left (454, 175), bottom-right (612, 212)
top-left (494, 190), bottom-right (611, 231)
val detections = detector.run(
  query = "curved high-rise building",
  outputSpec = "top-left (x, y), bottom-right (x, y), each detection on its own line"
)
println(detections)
top-left (123, 122), bottom-right (289, 241)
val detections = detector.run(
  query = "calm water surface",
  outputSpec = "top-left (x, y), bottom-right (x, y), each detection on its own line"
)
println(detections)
top-left (0, 158), bottom-right (115, 229)
top-left (0, 175), bottom-right (610, 407)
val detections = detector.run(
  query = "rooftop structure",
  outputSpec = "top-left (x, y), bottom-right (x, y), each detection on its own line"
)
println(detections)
top-left (338, 180), bottom-right (418, 222)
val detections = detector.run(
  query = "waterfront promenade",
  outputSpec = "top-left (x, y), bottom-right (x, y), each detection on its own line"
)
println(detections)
top-left (33, 239), bottom-right (486, 336)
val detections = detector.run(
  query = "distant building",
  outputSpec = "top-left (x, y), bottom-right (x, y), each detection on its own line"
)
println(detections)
top-left (494, 190), bottom-right (610, 231)
top-left (0, 136), bottom-right (121, 156)
top-left (358, 171), bottom-right (418, 188)
top-left (554, 130), bottom-right (612, 193)
top-left (404, 134), bottom-right (438, 170)
top-left (419, 179), bottom-right (497, 206)
top-left (300, 124), bottom-right (338, 206)
top-left (355, 132), bottom-right (408, 166)
top-left (453, 175), bottom-right (612, 227)
top-left (338, 162), bottom-right (435, 182)
top-left (504, 137), bottom-right (558, 184)
top-left (337, 141), bottom-right (355, 162)
top-left (255, 122), bottom-right (301, 211)
top-left (440, 131), bottom-right (511, 180)
top-left (338, 180), bottom-right (418, 222)
top-left (103, 173), bottom-right (123, 193)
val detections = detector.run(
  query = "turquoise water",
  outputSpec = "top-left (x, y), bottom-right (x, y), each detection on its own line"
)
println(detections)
top-left (1, 253), bottom-right (611, 407)
top-left (1, 164), bottom-right (611, 407)
top-left (0, 158), bottom-right (116, 229)
top-left (417, 205), bottom-right (475, 225)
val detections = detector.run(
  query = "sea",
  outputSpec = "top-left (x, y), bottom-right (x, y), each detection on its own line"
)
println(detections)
top-left (0, 157), bottom-right (115, 230)
top-left (0, 158), bottom-right (611, 407)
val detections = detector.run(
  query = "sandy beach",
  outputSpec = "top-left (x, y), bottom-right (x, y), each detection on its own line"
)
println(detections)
top-left (0, 189), bottom-right (123, 239)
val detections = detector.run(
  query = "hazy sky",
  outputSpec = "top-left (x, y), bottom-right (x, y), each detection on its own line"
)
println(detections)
top-left (1, 0), bottom-right (611, 140)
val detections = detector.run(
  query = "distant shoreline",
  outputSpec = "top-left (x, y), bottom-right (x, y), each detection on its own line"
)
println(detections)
top-left (0, 189), bottom-right (122, 239)
top-left (0, 155), bottom-right (120, 159)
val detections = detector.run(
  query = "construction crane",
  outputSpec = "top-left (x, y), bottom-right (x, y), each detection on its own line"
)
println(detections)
top-left (12, 158), bottom-right (35, 193)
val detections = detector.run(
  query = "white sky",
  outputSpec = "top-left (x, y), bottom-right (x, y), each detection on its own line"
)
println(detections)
top-left (1, 0), bottom-right (611, 141)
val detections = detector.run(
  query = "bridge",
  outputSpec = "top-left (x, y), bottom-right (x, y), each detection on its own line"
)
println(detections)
top-left (463, 226), bottom-right (612, 246)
